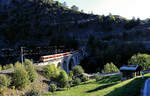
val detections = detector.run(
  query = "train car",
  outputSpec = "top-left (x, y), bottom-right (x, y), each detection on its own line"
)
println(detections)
top-left (39, 50), bottom-right (83, 62)
top-left (40, 52), bottom-right (72, 62)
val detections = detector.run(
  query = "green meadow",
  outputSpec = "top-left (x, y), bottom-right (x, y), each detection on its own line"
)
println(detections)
top-left (43, 74), bottom-right (150, 96)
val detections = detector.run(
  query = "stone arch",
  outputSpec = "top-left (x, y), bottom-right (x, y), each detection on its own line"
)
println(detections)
top-left (57, 62), bottom-right (61, 68)
top-left (62, 54), bottom-right (82, 74)
top-left (76, 56), bottom-right (78, 65)
top-left (63, 61), bottom-right (68, 72)
top-left (67, 56), bottom-right (76, 71)
top-left (68, 58), bottom-right (74, 70)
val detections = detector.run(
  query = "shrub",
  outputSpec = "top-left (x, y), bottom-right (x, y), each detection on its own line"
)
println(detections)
top-left (0, 75), bottom-right (11, 88)
top-left (25, 89), bottom-right (40, 96)
top-left (69, 70), bottom-right (74, 78)
top-left (68, 77), bottom-right (73, 87)
top-left (57, 70), bottom-right (69, 88)
top-left (73, 77), bottom-right (81, 85)
top-left (14, 61), bottom-right (22, 68)
top-left (12, 62), bottom-right (30, 89)
top-left (81, 75), bottom-right (88, 82)
top-left (8, 64), bottom-right (14, 69)
top-left (44, 64), bottom-right (60, 80)
top-left (128, 53), bottom-right (150, 70)
top-left (94, 75), bottom-right (102, 82)
top-left (2, 66), bottom-right (6, 70)
top-left (24, 59), bottom-right (37, 82)
top-left (72, 65), bottom-right (84, 77)
top-left (69, 70), bottom-right (74, 85)
top-left (49, 83), bottom-right (57, 92)
top-left (102, 62), bottom-right (119, 73)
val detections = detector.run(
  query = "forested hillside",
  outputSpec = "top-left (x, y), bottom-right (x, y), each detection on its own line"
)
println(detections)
top-left (0, 0), bottom-right (97, 48)
top-left (0, 0), bottom-right (145, 49)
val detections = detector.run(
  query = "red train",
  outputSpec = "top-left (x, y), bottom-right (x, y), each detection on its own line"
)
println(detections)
top-left (39, 50), bottom-right (82, 62)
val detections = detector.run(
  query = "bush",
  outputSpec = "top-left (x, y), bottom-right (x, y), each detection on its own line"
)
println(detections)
top-left (49, 83), bottom-right (57, 92)
top-left (24, 59), bottom-right (37, 82)
top-left (128, 53), bottom-right (150, 70)
top-left (81, 75), bottom-right (88, 82)
top-left (73, 77), bottom-right (81, 85)
top-left (94, 75), bottom-right (102, 82)
top-left (68, 77), bottom-right (73, 87)
top-left (2, 66), bottom-right (6, 70)
top-left (25, 89), bottom-right (40, 96)
top-left (0, 75), bottom-right (11, 88)
top-left (8, 64), bottom-right (13, 68)
top-left (69, 70), bottom-right (74, 78)
top-left (14, 61), bottom-right (22, 68)
top-left (12, 62), bottom-right (30, 89)
top-left (57, 70), bottom-right (69, 88)
top-left (102, 62), bottom-right (119, 73)
top-left (44, 64), bottom-right (60, 80)
top-left (2, 64), bottom-right (13, 70)
top-left (72, 65), bottom-right (84, 77)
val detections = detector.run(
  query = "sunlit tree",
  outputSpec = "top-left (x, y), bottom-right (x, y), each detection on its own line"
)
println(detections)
top-left (71, 5), bottom-right (79, 11)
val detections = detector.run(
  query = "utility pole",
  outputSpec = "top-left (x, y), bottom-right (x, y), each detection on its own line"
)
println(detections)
top-left (21, 47), bottom-right (24, 64)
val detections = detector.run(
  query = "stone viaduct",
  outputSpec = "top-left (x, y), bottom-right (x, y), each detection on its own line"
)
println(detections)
top-left (37, 50), bottom-right (85, 73)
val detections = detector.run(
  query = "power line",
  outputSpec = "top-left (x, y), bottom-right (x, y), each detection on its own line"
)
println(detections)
top-left (21, 47), bottom-right (24, 64)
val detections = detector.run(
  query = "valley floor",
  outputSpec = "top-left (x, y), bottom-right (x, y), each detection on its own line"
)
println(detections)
top-left (43, 74), bottom-right (150, 96)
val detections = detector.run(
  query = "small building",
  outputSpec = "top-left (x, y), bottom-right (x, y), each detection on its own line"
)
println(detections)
top-left (120, 65), bottom-right (142, 80)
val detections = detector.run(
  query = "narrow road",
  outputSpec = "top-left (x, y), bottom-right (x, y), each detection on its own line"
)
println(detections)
top-left (99, 72), bottom-right (120, 76)
top-left (143, 78), bottom-right (150, 96)
top-left (0, 68), bottom-right (14, 74)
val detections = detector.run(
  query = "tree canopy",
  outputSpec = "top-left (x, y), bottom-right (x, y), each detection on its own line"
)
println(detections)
top-left (128, 53), bottom-right (150, 70)
top-left (71, 5), bottom-right (79, 11)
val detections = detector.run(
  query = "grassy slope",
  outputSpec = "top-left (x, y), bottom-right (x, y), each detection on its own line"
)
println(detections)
top-left (43, 74), bottom-right (150, 96)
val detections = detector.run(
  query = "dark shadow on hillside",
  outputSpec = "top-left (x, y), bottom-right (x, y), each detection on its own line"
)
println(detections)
top-left (79, 75), bottom-right (121, 86)
top-left (87, 82), bottom-right (118, 93)
top-left (71, 81), bottom-right (94, 87)
top-left (97, 75), bottom-right (121, 84)
top-left (104, 77), bottom-right (146, 96)
top-left (79, 81), bottom-right (96, 85)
